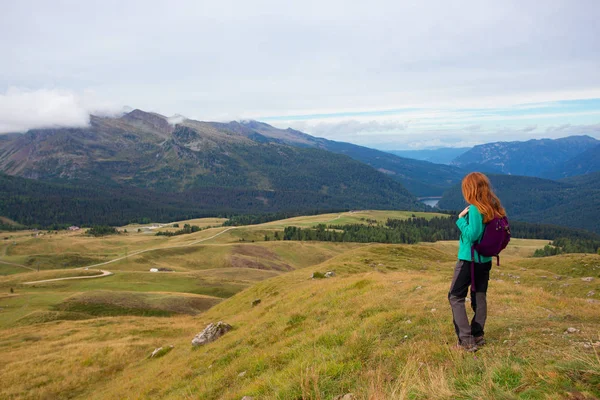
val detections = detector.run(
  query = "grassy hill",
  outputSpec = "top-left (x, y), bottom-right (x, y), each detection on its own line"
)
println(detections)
top-left (1, 212), bottom-right (599, 399)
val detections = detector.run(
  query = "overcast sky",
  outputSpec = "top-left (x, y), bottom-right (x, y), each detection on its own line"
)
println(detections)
top-left (1, 0), bottom-right (599, 149)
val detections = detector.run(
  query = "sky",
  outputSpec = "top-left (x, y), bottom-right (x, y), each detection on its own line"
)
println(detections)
top-left (1, 0), bottom-right (600, 149)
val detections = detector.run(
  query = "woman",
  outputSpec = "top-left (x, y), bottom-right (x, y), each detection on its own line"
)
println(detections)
top-left (448, 172), bottom-right (506, 352)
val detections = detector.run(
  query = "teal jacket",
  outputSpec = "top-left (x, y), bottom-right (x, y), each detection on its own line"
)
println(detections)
top-left (456, 205), bottom-right (492, 263)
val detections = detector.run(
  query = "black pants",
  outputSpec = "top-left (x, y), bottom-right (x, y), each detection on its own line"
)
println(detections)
top-left (448, 260), bottom-right (492, 344)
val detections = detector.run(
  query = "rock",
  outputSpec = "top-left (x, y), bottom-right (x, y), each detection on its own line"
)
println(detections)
top-left (251, 299), bottom-right (261, 307)
top-left (238, 370), bottom-right (247, 377)
top-left (151, 347), bottom-right (163, 357)
top-left (241, 397), bottom-right (254, 400)
top-left (324, 271), bottom-right (335, 278)
top-left (431, 308), bottom-right (437, 312)
top-left (405, 319), bottom-right (412, 324)
top-left (581, 277), bottom-right (594, 282)
top-left (150, 345), bottom-right (174, 358)
top-left (150, 268), bottom-right (159, 273)
top-left (415, 286), bottom-right (422, 290)
top-left (565, 327), bottom-right (580, 334)
top-left (192, 321), bottom-right (232, 346)
top-left (334, 394), bottom-right (355, 400)
top-left (540, 276), bottom-right (547, 279)
top-left (587, 291), bottom-right (596, 297)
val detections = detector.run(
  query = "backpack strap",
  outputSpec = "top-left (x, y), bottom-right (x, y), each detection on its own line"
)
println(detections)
top-left (496, 255), bottom-right (500, 266)
top-left (470, 246), bottom-right (476, 293)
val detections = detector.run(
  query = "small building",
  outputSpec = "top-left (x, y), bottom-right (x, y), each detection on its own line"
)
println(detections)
top-left (68, 226), bottom-right (80, 231)
top-left (150, 268), bottom-right (159, 273)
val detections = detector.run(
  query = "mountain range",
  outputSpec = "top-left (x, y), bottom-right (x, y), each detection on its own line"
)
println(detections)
top-left (1, 108), bottom-right (600, 230)
top-left (0, 110), bottom-right (438, 226)
top-left (451, 136), bottom-right (599, 177)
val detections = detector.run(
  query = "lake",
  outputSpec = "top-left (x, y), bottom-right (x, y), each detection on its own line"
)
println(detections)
top-left (419, 197), bottom-right (441, 207)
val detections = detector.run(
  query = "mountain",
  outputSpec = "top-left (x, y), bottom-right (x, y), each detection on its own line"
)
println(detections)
top-left (233, 121), bottom-right (466, 197)
top-left (438, 173), bottom-right (600, 234)
top-left (0, 111), bottom-right (427, 226)
top-left (451, 136), bottom-right (599, 177)
top-left (386, 147), bottom-right (471, 164)
top-left (545, 143), bottom-right (600, 179)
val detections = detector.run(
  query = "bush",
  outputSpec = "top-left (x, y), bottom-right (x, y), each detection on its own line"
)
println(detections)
top-left (86, 226), bottom-right (119, 237)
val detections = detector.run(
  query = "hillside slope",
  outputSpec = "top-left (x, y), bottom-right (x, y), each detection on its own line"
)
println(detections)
top-left (1, 243), bottom-right (599, 399)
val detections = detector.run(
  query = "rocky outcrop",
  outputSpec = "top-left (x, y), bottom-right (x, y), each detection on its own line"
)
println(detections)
top-left (192, 321), bottom-right (232, 346)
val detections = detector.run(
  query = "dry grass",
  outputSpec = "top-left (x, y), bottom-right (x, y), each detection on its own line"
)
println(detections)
top-left (1, 243), bottom-right (599, 399)
top-left (1, 212), bottom-right (599, 399)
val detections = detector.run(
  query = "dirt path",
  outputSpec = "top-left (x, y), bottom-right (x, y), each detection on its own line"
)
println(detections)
top-left (78, 227), bottom-right (237, 270)
top-left (22, 270), bottom-right (113, 285)
top-left (0, 260), bottom-right (35, 271)
top-left (326, 213), bottom-right (346, 223)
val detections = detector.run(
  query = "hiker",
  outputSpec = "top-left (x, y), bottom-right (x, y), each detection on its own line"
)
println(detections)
top-left (448, 172), bottom-right (508, 352)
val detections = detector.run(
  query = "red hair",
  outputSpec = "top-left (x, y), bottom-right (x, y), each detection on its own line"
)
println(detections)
top-left (461, 172), bottom-right (506, 223)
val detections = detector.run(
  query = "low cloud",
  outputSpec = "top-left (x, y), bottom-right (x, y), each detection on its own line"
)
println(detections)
top-left (0, 88), bottom-right (121, 133)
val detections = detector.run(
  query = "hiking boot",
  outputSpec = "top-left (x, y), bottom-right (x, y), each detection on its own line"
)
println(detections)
top-left (456, 341), bottom-right (478, 352)
top-left (474, 336), bottom-right (486, 346)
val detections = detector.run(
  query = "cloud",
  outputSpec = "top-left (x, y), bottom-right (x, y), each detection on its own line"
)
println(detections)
top-left (0, 88), bottom-right (122, 133)
top-left (167, 114), bottom-right (187, 125)
top-left (1, 1), bottom-right (599, 145)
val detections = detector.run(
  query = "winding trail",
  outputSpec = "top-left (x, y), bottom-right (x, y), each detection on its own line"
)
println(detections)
top-left (2, 227), bottom-right (238, 286)
top-left (79, 227), bottom-right (236, 270)
top-left (22, 270), bottom-right (113, 285)
top-left (0, 260), bottom-right (35, 271)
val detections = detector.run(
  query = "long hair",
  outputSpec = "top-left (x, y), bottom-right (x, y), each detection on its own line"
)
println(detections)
top-left (461, 172), bottom-right (506, 223)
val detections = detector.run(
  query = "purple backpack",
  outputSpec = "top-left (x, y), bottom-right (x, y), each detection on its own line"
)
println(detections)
top-left (470, 216), bottom-right (511, 292)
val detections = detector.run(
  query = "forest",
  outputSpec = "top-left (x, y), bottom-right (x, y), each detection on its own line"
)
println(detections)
top-left (0, 172), bottom-right (419, 228)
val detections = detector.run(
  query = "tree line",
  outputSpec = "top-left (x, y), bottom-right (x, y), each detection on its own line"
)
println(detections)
top-left (278, 215), bottom-right (600, 255)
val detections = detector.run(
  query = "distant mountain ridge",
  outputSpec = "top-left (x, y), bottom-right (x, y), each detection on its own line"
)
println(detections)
top-left (234, 121), bottom-right (466, 197)
top-left (387, 147), bottom-right (471, 164)
top-left (0, 110), bottom-right (428, 226)
top-left (451, 135), bottom-right (599, 177)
